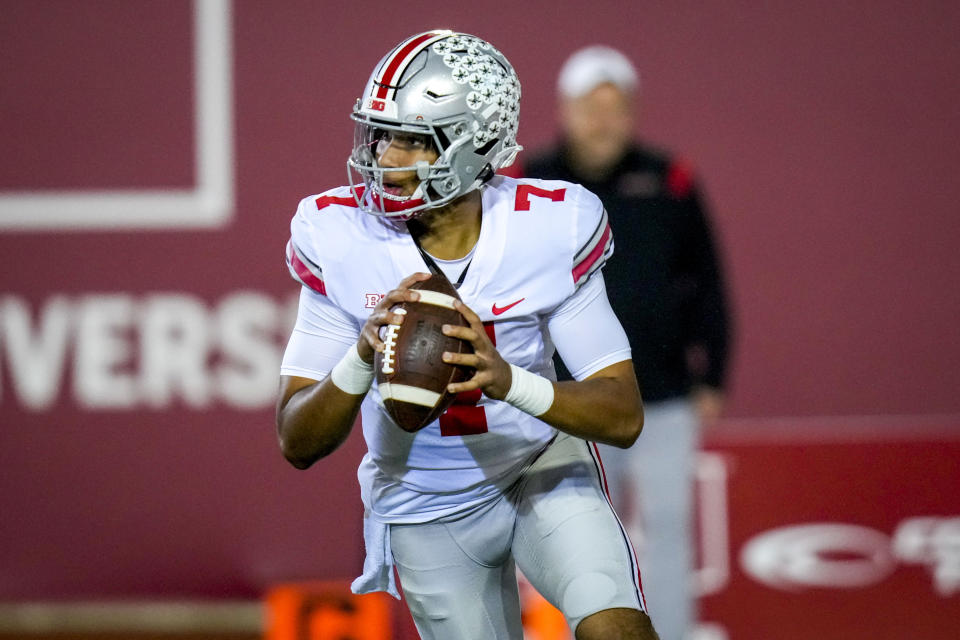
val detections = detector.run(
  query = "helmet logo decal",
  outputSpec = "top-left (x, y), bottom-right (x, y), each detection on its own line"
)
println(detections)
top-left (432, 36), bottom-right (520, 148)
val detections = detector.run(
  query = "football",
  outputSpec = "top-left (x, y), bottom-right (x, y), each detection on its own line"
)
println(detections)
top-left (375, 273), bottom-right (474, 432)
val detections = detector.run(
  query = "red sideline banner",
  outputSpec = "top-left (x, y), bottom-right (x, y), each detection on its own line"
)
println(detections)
top-left (694, 417), bottom-right (960, 640)
top-left (262, 418), bottom-right (960, 640)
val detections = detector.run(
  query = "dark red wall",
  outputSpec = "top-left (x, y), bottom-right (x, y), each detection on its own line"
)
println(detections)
top-left (1, 0), bottom-right (958, 599)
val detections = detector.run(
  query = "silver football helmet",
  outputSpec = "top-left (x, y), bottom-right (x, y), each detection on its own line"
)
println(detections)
top-left (348, 31), bottom-right (522, 217)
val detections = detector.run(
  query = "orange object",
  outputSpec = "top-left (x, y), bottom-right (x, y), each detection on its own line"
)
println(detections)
top-left (518, 574), bottom-right (572, 640)
top-left (265, 576), bottom-right (569, 640)
top-left (265, 581), bottom-right (391, 640)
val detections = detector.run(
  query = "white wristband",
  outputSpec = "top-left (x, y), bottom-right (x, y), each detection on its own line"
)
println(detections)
top-left (503, 364), bottom-right (555, 417)
top-left (329, 344), bottom-right (374, 395)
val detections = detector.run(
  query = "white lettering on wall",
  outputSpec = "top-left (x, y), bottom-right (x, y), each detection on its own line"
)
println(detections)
top-left (215, 292), bottom-right (283, 409)
top-left (0, 292), bottom-right (297, 411)
top-left (75, 295), bottom-right (137, 409)
top-left (140, 295), bottom-right (211, 408)
top-left (0, 296), bottom-right (71, 410)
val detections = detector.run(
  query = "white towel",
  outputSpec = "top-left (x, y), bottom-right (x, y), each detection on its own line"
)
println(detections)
top-left (350, 511), bottom-right (400, 599)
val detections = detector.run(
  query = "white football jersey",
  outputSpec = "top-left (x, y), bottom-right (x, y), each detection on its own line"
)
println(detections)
top-left (283, 175), bottom-right (624, 523)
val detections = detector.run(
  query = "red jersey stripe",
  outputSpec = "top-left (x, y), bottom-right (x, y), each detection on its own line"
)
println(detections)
top-left (572, 223), bottom-right (611, 283)
top-left (315, 194), bottom-right (359, 210)
top-left (289, 248), bottom-right (326, 295)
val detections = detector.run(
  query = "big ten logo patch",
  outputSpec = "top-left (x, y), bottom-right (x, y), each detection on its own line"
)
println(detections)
top-left (265, 582), bottom-right (391, 640)
top-left (365, 293), bottom-right (385, 308)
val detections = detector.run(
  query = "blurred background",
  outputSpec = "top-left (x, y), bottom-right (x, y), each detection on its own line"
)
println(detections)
top-left (1, 1), bottom-right (958, 638)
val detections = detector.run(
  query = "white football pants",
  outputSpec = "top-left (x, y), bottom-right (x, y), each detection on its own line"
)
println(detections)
top-left (390, 432), bottom-right (647, 639)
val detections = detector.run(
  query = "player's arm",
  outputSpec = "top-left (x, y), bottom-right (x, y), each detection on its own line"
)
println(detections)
top-left (276, 374), bottom-right (365, 469)
top-left (276, 273), bottom-right (431, 468)
top-left (542, 359), bottom-right (642, 447)
top-left (442, 274), bottom-right (643, 448)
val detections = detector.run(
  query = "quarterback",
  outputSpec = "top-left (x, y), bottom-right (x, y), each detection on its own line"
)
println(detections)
top-left (276, 31), bottom-right (658, 640)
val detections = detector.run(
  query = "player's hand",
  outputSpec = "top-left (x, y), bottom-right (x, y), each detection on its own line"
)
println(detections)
top-left (692, 385), bottom-right (724, 424)
top-left (441, 299), bottom-right (512, 400)
top-left (357, 272), bottom-right (432, 363)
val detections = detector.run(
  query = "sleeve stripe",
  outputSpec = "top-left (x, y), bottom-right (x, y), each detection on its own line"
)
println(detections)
top-left (574, 208), bottom-right (609, 264)
top-left (286, 239), bottom-right (327, 295)
top-left (572, 222), bottom-right (612, 285)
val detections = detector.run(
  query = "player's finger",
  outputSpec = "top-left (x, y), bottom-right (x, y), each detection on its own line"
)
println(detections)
top-left (441, 323), bottom-right (479, 343)
top-left (397, 271), bottom-right (432, 289)
top-left (374, 273), bottom-right (430, 312)
top-left (453, 299), bottom-right (483, 328)
top-left (365, 307), bottom-right (402, 340)
top-left (360, 324), bottom-right (385, 354)
top-left (450, 365), bottom-right (499, 393)
top-left (362, 306), bottom-right (406, 353)
top-left (377, 288), bottom-right (418, 313)
top-left (442, 351), bottom-right (479, 368)
top-left (447, 377), bottom-right (482, 394)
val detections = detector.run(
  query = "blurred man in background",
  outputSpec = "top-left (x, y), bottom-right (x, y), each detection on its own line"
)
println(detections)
top-left (523, 46), bottom-right (732, 640)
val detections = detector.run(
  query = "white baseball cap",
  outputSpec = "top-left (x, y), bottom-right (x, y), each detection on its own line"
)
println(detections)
top-left (557, 45), bottom-right (640, 99)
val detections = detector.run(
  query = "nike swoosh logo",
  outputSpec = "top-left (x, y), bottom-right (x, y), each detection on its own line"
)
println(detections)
top-left (491, 298), bottom-right (525, 316)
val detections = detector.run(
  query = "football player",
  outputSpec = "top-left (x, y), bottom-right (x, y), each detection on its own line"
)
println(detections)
top-left (277, 31), bottom-right (659, 640)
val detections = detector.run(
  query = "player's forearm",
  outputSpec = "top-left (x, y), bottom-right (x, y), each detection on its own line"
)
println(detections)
top-left (539, 361), bottom-right (643, 448)
top-left (276, 379), bottom-right (363, 468)
top-left (544, 384), bottom-right (642, 448)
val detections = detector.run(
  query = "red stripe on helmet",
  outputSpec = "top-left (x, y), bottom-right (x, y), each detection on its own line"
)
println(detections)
top-left (375, 31), bottom-right (447, 99)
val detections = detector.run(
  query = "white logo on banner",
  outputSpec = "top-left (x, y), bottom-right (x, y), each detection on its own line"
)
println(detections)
top-left (741, 518), bottom-right (960, 595)
top-left (741, 523), bottom-right (896, 589)
top-left (893, 517), bottom-right (960, 596)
